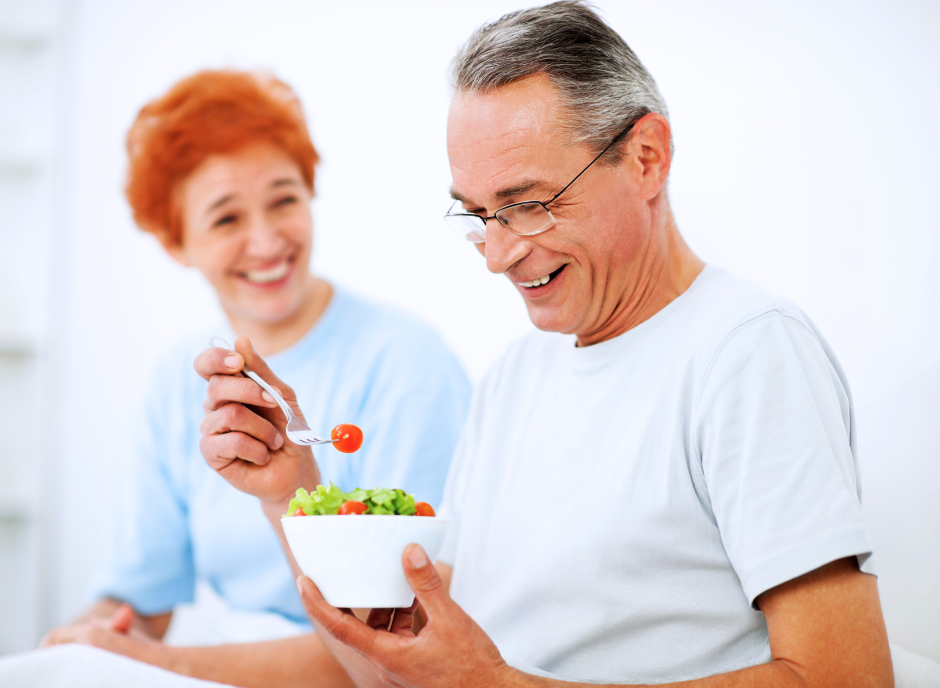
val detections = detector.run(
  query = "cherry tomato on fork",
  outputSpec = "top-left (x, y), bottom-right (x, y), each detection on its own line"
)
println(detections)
top-left (331, 424), bottom-right (363, 453)
top-left (338, 500), bottom-right (368, 515)
top-left (415, 502), bottom-right (436, 517)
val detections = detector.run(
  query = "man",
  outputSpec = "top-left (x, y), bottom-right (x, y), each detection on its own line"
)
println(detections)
top-left (197, 2), bottom-right (893, 685)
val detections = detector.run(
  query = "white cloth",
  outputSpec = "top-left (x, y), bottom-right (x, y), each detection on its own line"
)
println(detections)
top-left (439, 265), bottom-right (874, 684)
top-left (0, 645), bottom-right (231, 688)
top-left (891, 644), bottom-right (940, 688)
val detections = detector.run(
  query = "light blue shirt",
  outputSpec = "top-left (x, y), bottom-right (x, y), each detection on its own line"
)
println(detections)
top-left (89, 286), bottom-right (471, 624)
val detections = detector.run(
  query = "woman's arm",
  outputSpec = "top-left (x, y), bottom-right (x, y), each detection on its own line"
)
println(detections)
top-left (40, 598), bottom-right (171, 645)
top-left (168, 634), bottom-right (354, 688)
top-left (42, 594), bottom-right (354, 688)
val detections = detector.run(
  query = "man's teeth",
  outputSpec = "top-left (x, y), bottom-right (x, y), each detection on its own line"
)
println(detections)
top-left (243, 262), bottom-right (290, 284)
top-left (521, 274), bottom-right (552, 288)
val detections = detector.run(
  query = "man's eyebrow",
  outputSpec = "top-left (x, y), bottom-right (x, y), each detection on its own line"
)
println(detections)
top-left (449, 180), bottom-right (546, 206)
top-left (494, 180), bottom-right (542, 200)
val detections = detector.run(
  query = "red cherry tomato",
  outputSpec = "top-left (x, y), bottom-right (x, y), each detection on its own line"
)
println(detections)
top-left (338, 500), bottom-right (368, 515)
top-left (292, 508), bottom-right (306, 517)
top-left (415, 502), bottom-right (435, 517)
top-left (331, 424), bottom-right (363, 453)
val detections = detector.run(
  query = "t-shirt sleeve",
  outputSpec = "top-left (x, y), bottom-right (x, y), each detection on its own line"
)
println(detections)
top-left (344, 328), bottom-right (471, 512)
top-left (695, 310), bottom-right (873, 608)
top-left (86, 362), bottom-right (196, 614)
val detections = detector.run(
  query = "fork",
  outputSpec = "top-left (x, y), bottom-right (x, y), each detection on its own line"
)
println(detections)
top-left (210, 337), bottom-right (338, 447)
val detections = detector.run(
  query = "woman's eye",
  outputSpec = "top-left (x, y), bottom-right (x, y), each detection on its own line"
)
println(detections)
top-left (274, 195), bottom-right (297, 208)
top-left (213, 214), bottom-right (238, 228)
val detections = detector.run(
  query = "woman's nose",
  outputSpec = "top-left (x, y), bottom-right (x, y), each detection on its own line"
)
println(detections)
top-left (244, 214), bottom-right (287, 255)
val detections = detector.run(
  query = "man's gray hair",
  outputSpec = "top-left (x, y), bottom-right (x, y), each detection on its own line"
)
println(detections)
top-left (450, 1), bottom-right (670, 162)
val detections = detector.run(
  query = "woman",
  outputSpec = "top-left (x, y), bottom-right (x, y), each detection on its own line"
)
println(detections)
top-left (41, 70), bottom-right (470, 687)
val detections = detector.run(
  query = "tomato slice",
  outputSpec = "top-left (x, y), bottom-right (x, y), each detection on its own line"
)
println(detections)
top-left (331, 424), bottom-right (364, 453)
top-left (415, 502), bottom-right (435, 517)
top-left (292, 508), bottom-right (306, 517)
top-left (338, 500), bottom-right (368, 515)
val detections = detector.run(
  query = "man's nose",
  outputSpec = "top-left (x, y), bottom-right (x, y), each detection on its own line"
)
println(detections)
top-left (484, 220), bottom-right (530, 275)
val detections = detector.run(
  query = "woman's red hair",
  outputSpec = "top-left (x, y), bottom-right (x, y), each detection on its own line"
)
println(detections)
top-left (125, 69), bottom-right (319, 244)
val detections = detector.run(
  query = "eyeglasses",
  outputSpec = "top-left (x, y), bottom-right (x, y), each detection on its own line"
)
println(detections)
top-left (444, 122), bottom-right (636, 244)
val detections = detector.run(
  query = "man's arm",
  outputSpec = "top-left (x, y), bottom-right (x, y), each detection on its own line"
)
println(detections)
top-left (299, 552), bottom-right (894, 688)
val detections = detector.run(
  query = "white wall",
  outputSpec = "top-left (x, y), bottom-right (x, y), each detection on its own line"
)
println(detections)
top-left (47, 0), bottom-right (939, 660)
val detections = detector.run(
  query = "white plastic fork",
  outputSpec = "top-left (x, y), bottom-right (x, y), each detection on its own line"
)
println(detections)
top-left (210, 337), bottom-right (337, 447)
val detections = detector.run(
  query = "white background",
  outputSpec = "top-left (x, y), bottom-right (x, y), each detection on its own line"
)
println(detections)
top-left (10, 0), bottom-right (940, 661)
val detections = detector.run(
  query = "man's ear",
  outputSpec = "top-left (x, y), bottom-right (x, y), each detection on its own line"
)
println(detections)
top-left (152, 228), bottom-right (191, 267)
top-left (626, 112), bottom-right (672, 200)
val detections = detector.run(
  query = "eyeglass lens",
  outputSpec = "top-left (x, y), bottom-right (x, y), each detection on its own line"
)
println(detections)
top-left (494, 202), bottom-right (554, 235)
top-left (443, 214), bottom-right (487, 244)
top-left (444, 201), bottom-right (556, 243)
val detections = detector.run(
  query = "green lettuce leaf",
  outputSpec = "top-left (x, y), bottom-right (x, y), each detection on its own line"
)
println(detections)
top-left (284, 485), bottom-right (423, 517)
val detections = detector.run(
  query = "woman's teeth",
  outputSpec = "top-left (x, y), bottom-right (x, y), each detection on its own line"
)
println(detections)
top-left (521, 274), bottom-right (552, 288)
top-left (242, 261), bottom-right (290, 284)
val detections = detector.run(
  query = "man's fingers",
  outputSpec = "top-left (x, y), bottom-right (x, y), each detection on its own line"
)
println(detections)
top-left (194, 346), bottom-right (245, 382)
top-left (297, 576), bottom-right (392, 655)
top-left (365, 607), bottom-right (394, 630)
top-left (200, 429), bottom-right (273, 469)
top-left (389, 599), bottom-right (419, 636)
top-left (402, 544), bottom-right (451, 619)
top-left (204, 374), bottom-right (279, 413)
top-left (200, 403), bottom-right (284, 452)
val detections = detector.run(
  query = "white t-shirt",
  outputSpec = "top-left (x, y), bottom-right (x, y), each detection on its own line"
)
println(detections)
top-left (438, 265), bottom-right (874, 684)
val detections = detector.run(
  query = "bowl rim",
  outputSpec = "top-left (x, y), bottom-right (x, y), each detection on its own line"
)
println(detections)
top-left (281, 514), bottom-right (451, 522)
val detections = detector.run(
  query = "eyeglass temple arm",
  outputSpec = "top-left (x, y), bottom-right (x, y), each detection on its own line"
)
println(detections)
top-left (546, 122), bottom-right (637, 206)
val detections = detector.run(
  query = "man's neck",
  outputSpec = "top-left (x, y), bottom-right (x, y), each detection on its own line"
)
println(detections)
top-left (224, 277), bottom-right (333, 357)
top-left (575, 203), bottom-right (704, 348)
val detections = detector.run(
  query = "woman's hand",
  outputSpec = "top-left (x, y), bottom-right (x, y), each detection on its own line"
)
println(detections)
top-left (195, 334), bottom-right (321, 509)
top-left (40, 604), bottom-right (172, 668)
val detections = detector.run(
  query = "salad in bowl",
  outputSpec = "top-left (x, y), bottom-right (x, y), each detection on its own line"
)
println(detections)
top-left (282, 484), bottom-right (449, 608)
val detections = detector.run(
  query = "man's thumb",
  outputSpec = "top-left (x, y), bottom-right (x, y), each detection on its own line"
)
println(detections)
top-left (402, 544), bottom-right (448, 616)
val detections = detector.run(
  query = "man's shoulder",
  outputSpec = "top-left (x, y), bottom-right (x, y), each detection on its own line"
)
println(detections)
top-left (683, 266), bottom-right (815, 349)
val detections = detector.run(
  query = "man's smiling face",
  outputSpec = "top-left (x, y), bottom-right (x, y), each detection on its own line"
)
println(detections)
top-left (447, 75), bottom-right (651, 339)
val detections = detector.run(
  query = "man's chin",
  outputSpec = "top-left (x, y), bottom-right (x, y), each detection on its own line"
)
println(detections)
top-left (524, 304), bottom-right (578, 334)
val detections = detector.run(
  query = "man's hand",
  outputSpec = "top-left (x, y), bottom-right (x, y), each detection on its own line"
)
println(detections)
top-left (298, 545), bottom-right (513, 688)
top-left (195, 334), bottom-right (321, 509)
top-left (40, 603), bottom-right (170, 667)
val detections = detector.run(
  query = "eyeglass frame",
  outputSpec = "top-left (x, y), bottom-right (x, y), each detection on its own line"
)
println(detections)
top-left (444, 120), bottom-right (637, 242)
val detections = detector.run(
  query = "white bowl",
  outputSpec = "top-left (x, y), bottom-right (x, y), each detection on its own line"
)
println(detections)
top-left (282, 515), bottom-right (450, 608)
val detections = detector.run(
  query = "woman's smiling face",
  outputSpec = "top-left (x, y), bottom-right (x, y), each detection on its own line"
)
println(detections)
top-left (169, 142), bottom-right (315, 326)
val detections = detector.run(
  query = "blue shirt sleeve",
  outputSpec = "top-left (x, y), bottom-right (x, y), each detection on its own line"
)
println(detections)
top-left (87, 358), bottom-right (197, 614)
top-left (340, 325), bottom-right (471, 509)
